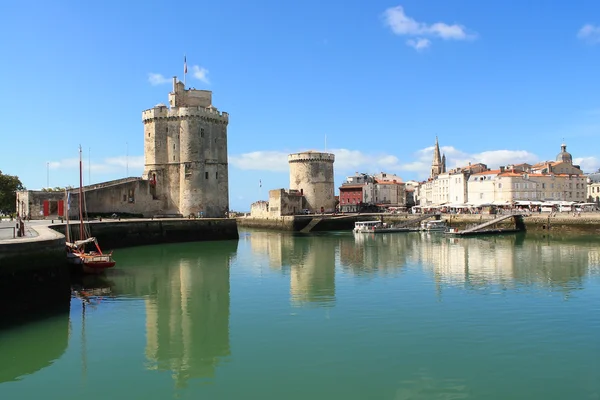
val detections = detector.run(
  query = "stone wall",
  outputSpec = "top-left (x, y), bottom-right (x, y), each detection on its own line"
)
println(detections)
top-left (68, 179), bottom-right (161, 218)
top-left (250, 200), bottom-right (270, 218)
top-left (51, 218), bottom-right (239, 249)
top-left (268, 189), bottom-right (305, 217)
top-left (0, 227), bottom-right (70, 324)
top-left (16, 190), bottom-right (67, 219)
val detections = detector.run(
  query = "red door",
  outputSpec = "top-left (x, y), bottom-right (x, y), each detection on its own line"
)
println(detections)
top-left (43, 200), bottom-right (49, 217)
top-left (58, 200), bottom-right (64, 217)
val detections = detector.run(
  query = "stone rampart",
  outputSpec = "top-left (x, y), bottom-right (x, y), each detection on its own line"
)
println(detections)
top-left (0, 226), bottom-right (70, 324)
top-left (51, 218), bottom-right (239, 249)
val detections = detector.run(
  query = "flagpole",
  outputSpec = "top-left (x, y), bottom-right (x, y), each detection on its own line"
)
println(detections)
top-left (184, 55), bottom-right (187, 88)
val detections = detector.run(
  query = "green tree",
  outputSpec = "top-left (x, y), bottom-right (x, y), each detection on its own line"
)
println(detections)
top-left (0, 171), bottom-right (25, 214)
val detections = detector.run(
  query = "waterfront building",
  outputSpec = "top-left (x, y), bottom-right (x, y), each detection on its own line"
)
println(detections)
top-left (339, 172), bottom-right (406, 212)
top-left (418, 158), bottom-right (488, 206)
top-left (339, 173), bottom-right (373, 213)
top-left (586, 172), bottom-right (600, 203)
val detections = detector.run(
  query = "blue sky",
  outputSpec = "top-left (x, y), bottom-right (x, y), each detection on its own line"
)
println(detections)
top-left (1, 0), bottom-right (599, 211)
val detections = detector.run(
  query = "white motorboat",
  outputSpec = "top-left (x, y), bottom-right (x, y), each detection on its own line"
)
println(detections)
top-left (353, 220), bottom-right (413, 233)
top-left (420, 219), bottom-right (448, 232)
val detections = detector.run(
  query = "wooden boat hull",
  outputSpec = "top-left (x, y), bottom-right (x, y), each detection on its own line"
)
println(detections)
top-left (82, 261), bottom-right (116, 275)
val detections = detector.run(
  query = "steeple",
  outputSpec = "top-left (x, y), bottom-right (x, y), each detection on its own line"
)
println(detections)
top-left (431, 136), bottom-right (445, 178)
top-left (433, 136), bottom-right (442, 165)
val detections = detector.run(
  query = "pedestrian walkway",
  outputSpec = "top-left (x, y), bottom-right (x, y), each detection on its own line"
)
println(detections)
top-left (0, 220), bottom-right (39, 240)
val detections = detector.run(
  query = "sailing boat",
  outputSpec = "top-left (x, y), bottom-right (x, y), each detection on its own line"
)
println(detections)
top-left (65, 146), bottom-right (116, 274)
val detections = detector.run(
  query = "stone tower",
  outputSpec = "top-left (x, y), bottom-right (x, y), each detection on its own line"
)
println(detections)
top-left (142, 77), bottom-right (229, 217)
top-left (288, 151), bottom-right (335, 213)
top-left (431, 136), bottom-right (446, 178)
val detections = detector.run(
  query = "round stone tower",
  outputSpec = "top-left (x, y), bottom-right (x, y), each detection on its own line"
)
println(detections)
top-left (288, 151), bottom-right (335, 213)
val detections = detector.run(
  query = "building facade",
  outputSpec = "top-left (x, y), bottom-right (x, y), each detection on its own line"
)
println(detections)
top-left (587, 172), bottom-right (600, 203)
top-left (142, 77), bottom-right (230, 218)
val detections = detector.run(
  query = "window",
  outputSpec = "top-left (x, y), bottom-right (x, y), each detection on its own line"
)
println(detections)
top-left (200, 128), bottom-right (205, 138)
top-left (148, 132), bottom-right (150, 137)
top-left (480, 193), bottom-right (483, 199)
top-left (498, 183), bottom-right (502, 189)
top-left (215, 171), bottom-right (218, 179)
top-left (123, 194), bottom-right (126, 202)
top-left (205, 172), bottom-right (209, 179)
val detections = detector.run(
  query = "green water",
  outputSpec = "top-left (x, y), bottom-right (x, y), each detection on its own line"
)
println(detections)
top-left (1, 230), bottom-right (599, 399)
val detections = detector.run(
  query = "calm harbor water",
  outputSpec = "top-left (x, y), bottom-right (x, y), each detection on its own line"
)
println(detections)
top-left (1, 230), bottom-right (599, 399)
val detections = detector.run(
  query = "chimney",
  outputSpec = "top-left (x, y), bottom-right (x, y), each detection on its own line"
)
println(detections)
top-left (500, 166), bottom-right (505, 173)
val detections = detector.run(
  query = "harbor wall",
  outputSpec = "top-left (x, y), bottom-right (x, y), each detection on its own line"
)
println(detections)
top-left (239, 213), bottom-right (600, 233)
top-left (0, 228), bottom-right (70, 326)
top-left (50, 218), bottom-right (239, 249)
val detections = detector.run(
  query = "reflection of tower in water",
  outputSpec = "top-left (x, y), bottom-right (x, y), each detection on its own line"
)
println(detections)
top-left (143, 248), bottom-right (231, 388)
top-left (290, 237), bottom-right (336, 307)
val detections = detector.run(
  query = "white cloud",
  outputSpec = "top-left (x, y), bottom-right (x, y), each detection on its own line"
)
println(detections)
top-left (148, 73), bottom-right (170, 86)
top-left (382, 5), bottom-right (476, 50)
top-left (577, 24), bottom-right (600, 44)
top-left (574, 156), bottom-right (600, 172)
top-left (406, 38), bottom-right (431, 51)
top-left (229, 151), bottom-right (289, 172)
top-left (192, 65), bottom-right (210, 84)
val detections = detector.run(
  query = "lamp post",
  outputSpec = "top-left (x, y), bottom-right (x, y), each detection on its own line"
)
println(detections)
top-left (46, 162), bottom-right (49, 189)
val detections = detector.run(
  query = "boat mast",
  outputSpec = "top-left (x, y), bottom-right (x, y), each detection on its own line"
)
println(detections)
top-left (65, 188), bottom-right (70, 242)
top-left (78, 145), bottom-right (84, 240)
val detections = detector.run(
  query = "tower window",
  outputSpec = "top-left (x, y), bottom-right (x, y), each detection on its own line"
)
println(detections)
top-left (205, 172), bottom-right (208, 179)
top-left (201, 128), bottom-right (205, 138)
top-left (166, 127), bottom-right (168, 132)
top-left (215, 172), bottom-right (218, 179)
top-left (148, 132), bottom-right (150, 137)
top-left (173, 144), bottom-right (175, 150)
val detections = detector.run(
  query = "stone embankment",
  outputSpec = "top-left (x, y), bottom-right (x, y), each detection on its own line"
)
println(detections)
top-left (51, 218), bottom-right (239, 249)
top-left (239, 212), bottom-right (600, 233)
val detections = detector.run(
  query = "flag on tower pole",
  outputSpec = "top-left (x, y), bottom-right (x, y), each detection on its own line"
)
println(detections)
top-left (184, 55), bottom-right (187, 87)
top-left (259, 179), bottom-right (262, 188)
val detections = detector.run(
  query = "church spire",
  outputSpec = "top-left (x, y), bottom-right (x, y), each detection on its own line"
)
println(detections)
top-left (431, 136), bottom-right (444, 178)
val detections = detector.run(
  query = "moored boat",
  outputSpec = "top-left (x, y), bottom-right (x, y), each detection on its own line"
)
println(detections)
top-left (420, 219), bottom-right (448, 232)
top-left (353, 220), bottom-right (414, 233)
top-left (65, 146), bottom-right (116, 274)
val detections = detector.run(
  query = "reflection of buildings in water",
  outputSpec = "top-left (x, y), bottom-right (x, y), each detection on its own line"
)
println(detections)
top-left (414, 234), bottom-right (516, 287)
top-left (414, 234), bottom-right (591, 292)
top-left (140, 244), bottom-right (233, 388)
top-left (588, 248), bottom-right (600, 275)
top-left (512, 240), bottom-right (590, 290)
top-left (247, 230), bottom-right (296, 271)
top-left (247, 231), bottom-right (336, 307)
top-left (339, 233), bottom-right (411, 275)
top-left (290, 236), bottom-right (336, 306)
